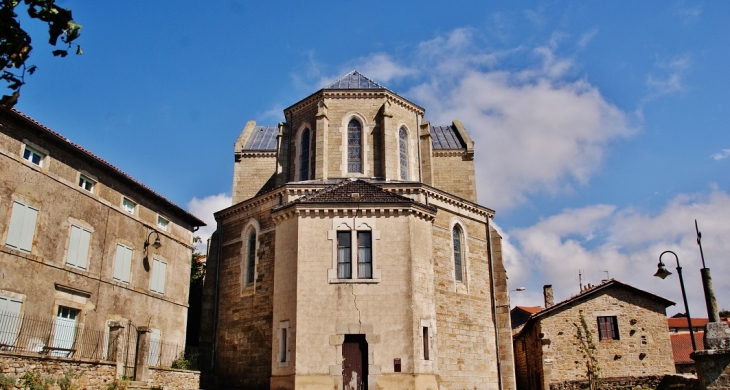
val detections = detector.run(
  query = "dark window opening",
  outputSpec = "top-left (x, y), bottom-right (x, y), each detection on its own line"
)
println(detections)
top-left (423, 326), bottom-right (430, 360)
top-left (597, 316), bottom-right (619, 340)
top-left (246, 231), bottom-right (256, 284)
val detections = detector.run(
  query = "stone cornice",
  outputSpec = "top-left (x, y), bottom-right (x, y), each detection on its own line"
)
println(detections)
top-left (271, 204), bottom-right (436, 225)
top-left (433, 150), bottom-right (469, 158)
top-left (235, 151), bottom-right (277, 161)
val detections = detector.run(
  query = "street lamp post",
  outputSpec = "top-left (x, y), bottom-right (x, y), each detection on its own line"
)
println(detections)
top-left (654, 250), bottom-right (697, 351)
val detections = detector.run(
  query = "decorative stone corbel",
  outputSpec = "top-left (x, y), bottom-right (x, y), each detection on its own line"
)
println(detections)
top-left (316, 100), bottom-right (328, 119)
top-left (381, 100), bottom-right (393, 118)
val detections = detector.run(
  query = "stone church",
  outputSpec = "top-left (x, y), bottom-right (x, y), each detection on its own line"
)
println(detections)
top-left (199, 71), bottom-right (516, 390)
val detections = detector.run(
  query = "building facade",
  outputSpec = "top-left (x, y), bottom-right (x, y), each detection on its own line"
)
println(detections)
top-left (512, 281), bottom-right (676, 390)
top-left (0, 109), bottom-right (204, 362)
top-left (199, 71), bottom-right (516, 390)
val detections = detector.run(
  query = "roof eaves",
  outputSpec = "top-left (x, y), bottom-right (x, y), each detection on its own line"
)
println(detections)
top-left (7, 109), bottom-right (206, 227)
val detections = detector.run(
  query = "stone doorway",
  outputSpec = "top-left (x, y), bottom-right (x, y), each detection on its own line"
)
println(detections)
top-left (342, 334), bottom-right (368, 390)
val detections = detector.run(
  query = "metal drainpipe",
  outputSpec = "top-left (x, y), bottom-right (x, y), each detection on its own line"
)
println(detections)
top-left (211, 219), bottom-right (223, 370)
top-left (486, 214), bottom-right (503, 390)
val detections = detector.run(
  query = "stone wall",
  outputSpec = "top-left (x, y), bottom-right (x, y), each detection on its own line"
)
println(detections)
top-left (431, 154), bottom-right (477, 202)
top-left (550, 374), bottom-right (699, 390)
top-left (149, 366), bottom-right (201, 390)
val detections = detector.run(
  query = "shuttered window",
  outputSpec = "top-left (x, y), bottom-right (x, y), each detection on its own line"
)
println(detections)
top-left (0, 296), bottom-right (22, 345)
top-left (5, 201), bottom-right (39, 253)
top-left (150, 258), bottom-right (167, 294)
top-left (66, 225), bottom-right (91, 270)
top-left (113, 244), bottom-right (133, 283)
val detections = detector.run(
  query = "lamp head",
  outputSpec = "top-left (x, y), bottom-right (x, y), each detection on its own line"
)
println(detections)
top-left (515, 287), bottom-right (526, 291)
top-left (153, 236), bottom-right (162, 249)
top-left (654, 261), bottom-right (672, 279)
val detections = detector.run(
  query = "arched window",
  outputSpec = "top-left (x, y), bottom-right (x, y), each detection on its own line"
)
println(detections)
top-left (347, 119), bottom-right (362, 173)
top-left (246, 230), bottom-right (256, 284)
top-left (399, 127), bottom-right (408, 180)
top-left (300, 128), bottom-right (310, 180)
top-left (453, 225), bottom-right (463, 282)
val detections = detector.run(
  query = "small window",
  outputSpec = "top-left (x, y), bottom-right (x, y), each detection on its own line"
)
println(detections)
top-left (22, 145), bottom-right (44, 166)
top-left (157, 216), bottom-right (169, 231)
top-left (150, 258), bottom-right (167, 294)
top-left (113, 244), bottom-right (133, 283)
top-left (78, 175), bottom-right (95, 193)
top-left (453, 226), bottom-right (463, 282)
top-left (122, 198), bottom-right (136, 214)
top-left (280, 327), bottom-right (287, 363)
top-left (5, 201), bottom-right (39, 253)
top-left (423, 327), bottom-right (430, 360)
top-left (66, 225), bottom-right (91, 270)
top-left (597, 316), bottom-right (619, 340)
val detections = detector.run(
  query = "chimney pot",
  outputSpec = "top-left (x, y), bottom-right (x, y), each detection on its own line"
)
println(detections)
top-left (543, 285), bottom-right (554, 308)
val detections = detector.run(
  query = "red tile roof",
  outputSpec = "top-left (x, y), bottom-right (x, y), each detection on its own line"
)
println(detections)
top-left (671, 332), bottom-right (704, 364)
top-left (667, 318), bottom-right (730, 328)
top-left (516, 306), bottom-right (543, 314)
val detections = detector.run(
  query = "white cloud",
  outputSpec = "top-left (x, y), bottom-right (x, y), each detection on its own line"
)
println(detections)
top-left (357, 29), bottom-right (638, 210)
top-left (506, 189), bottom-right (730, 316)
top-left (577, 28), bottom-right (598, 49)
top-left (187, 193), bottom-right (232, 253)
top-left (646, 54), bottom-right (691, 96)
top-left (711, 149), bottom-right (730, 161)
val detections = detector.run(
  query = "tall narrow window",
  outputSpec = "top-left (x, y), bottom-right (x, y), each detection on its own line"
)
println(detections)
top-left (280, 327), bottom-right (287, 363)
top-left (5, 201), bottom-right (38, 253)
top-left (399, 127), bottom-right (409, 180)
top-left (300, 129), bottom-right (310, 180)
top-left (347, 120), bottom-right (362, 173)
top-left (453, 226), bottom-right (463, 282)
top-left (246, 231), bottom-right (256, 284)
top-left (423, 326), bottom-right (430, 360)
top-left (357, 231), bottom-right (372, 279)
top-left (150, 258), bottom-right (167, 294)
top-left (337, 232), bottom-right (352, 278)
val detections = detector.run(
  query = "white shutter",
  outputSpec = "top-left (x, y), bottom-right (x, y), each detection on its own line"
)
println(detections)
top-left (6, 202), bottom-right (38, 253)
top-left (151, 258), bottom-right (166, 294)
top-left (0, 296), bottom-right (22, 345)
top-left (113, 244), bottom-right (132, 283)
top-left (75, 227), bottom-right (90, 269)
top-left (147, 328), bottom-right (161, 366)
top-left (67, 225), bottom-right (81, 266)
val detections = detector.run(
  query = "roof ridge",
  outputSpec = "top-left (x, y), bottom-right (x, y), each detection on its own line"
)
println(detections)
top-left (325, 70), bottom-right (388, 90)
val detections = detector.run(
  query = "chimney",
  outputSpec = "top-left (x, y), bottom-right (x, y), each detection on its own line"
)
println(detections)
top-left (543, 285), bottom-right (554, 308)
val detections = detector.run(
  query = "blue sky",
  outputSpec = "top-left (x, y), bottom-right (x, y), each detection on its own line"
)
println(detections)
top-left (12, 1), bottom-right (730, 316)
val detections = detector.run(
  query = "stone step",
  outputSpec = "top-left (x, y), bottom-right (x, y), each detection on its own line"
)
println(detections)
top-left (126, 381), bottom-right (150, 390)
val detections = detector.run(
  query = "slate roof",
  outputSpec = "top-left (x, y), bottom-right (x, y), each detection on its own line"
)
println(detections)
top-left (5, 109), bottom-right (206, 227)
top-left (243, 126), bottom-right (278, 151)
top-left (274, 179), bottom-right (436, 212)
top-left (324, 70), bottom-right (387, 90)
top-left (671, 332), bottom-right (704, 364)
top-left (430, 125), bottom-right (466, 149)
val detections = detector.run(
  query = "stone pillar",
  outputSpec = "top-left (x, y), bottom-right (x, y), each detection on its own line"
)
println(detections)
top-left (108, 321), bottom-right (126, 379)
top-left (419, 121), bottom-right (433, 186)
top-left (135, 326), bottom-right (152, 382)
top-left (691, 349), bottom-right (730, 390)
top-left (315, 100), bottom-right (329, 180)
top-left (380, 101), bottom-right (396, 180)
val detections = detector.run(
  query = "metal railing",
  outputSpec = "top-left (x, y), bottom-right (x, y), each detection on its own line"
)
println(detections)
top-left (148, 338), bottom-right (200, 370)
top-left (0, 311), bottom-right (111, 360)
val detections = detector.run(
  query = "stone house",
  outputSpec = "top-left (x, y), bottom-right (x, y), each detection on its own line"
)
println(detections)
top-left (512, 280), bottom-right (676, 390)
top-left (198, 71), bottom-right (516, 390)
top-left (0, 109), bottom-right (205, 362)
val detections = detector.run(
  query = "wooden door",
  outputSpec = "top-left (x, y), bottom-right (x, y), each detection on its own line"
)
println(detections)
top-left (342, 334), bottom-right (368, 390)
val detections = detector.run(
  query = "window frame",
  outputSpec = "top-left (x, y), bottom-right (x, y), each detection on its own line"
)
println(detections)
top-left (278, 320), bottom-right (290, 366)
top-left (245, 229), bottom-right (256, 285)
top-left (597, 316), bottom-right (620, 341)
top-left (328, 219), bottom-right (381, 283)
top-left (298, 127), bottom-right (311, 181)
top-left (157, 215), bottom-right (169, 231)
top-left (78, 175), bottom-right (96, 193)
top-left (453, 225), bottom-right (464, 282)
top-left (121, 198), bottom-right (136, 215)
top-left (22, 144), bottom-right (45, 167)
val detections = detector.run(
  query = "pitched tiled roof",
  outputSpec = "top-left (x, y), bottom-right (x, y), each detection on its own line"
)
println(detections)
top-left (275, 179), bottom-right (436, 211)
top-left (667, 318), bottom-right (730, 329)
top-left (671, 332), bottom-right (704, 364)
top-left (516, 306), bottom-right (543, 315)
top-left (430, 125), bottom-right (466, 149)
top-left (324, 70), bottom-right (386, 90)
top-left (5, 109), bottom-right (205, 227)
top-left (243, 126), bottom-right (278, 151)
